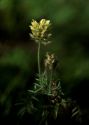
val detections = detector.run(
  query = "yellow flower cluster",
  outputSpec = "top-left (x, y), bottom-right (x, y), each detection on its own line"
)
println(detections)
top-left (44, 53), bottom-right (55, 70)
top-left (29, 19), bottom-right (51, 45)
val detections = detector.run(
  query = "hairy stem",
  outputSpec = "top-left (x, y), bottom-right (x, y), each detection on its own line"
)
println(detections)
top-left (49, 69), bottom-right (53, 94)
top-left (38, 42), bottom-right (41, 77)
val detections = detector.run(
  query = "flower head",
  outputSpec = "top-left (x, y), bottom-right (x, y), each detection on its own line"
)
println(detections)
top-left (44, 52), bottom-right (55, 70)
top-left (29, 19), bottom-right (51, 45)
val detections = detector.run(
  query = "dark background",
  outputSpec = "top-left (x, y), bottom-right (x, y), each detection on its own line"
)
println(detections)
top-left (0, 0), bottom-right (89, 124)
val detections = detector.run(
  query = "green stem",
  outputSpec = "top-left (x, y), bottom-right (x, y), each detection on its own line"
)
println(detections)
top-left (49, 69), bottom-right (53, 94)
top-left (50, 69), bottom-right (53, 84)
top-left (38, 42), bottom-right (41, 77)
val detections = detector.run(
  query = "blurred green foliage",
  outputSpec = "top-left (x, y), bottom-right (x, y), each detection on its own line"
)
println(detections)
top-left (0, 0), bottom-right (89, 124)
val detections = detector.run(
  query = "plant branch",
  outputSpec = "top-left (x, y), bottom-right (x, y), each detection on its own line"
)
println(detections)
top-left (38, 42), bottom-right (41, 78)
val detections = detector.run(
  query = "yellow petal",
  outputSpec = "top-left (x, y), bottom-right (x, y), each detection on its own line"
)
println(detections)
top-left (40, 19), bottom-right (46, 25)
top-left (31, 19), bottom-right (39, 27)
